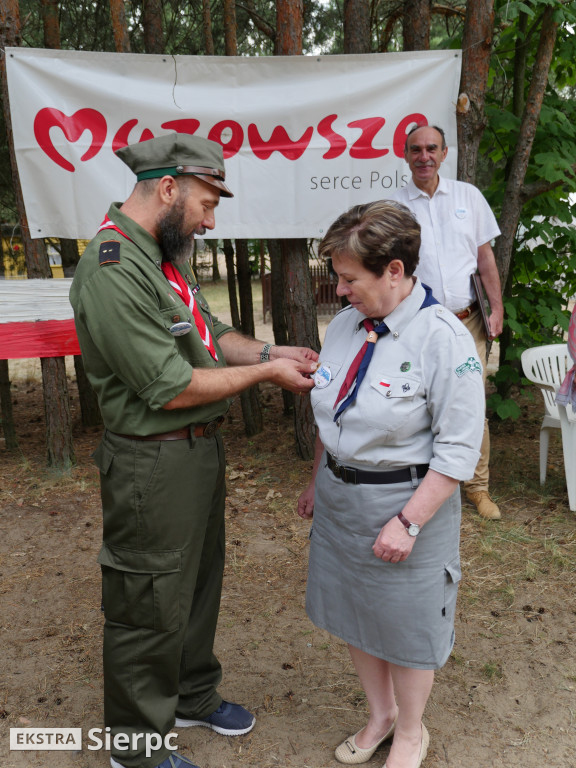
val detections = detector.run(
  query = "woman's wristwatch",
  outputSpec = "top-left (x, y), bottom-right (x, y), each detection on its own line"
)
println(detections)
top-left (397, 512), bottom-right (421, 537)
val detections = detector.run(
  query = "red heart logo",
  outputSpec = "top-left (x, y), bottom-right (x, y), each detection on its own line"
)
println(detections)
top-left (33, 108), bottom-right (108, 172)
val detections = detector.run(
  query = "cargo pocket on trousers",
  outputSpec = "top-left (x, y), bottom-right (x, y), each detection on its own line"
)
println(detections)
top-left (92, 439), bottom-right (115, 475)
top-left (443, 558), bottom-right (461, 622)
top-left (98, 544), bottom-right (182, 633)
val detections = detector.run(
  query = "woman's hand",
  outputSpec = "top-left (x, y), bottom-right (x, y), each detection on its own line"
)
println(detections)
top-left (372, 515), bottom-right (415, 563)
top-left (298, 483), bottom-right (315, 519)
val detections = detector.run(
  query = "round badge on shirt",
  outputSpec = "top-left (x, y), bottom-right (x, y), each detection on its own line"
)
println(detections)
top-left (313, 363), bottom-right (332, 388)
top-left (170, 321), bottom-right (193, 336)
top-left (455, 207), bottom-right (467, 219)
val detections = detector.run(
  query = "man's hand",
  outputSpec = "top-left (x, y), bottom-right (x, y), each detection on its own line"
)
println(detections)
top-left (488, 307), bottom-right (503, 341)
top-left (268, 358), bottom-right (317, 393)
top-left (271, 345), bottom-right (319, 364)
top-left (297, 482), bottom-right (315, 519)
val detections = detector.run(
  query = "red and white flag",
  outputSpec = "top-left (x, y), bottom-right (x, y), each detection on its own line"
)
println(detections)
top-left (0, 279), bottom-right (80, 359)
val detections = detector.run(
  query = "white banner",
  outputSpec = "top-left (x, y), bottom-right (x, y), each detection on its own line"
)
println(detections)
top-left (6, 48), bottom-right (461, 240)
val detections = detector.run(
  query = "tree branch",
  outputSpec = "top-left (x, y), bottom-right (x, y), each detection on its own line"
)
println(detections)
top-left (236, 0), bottom-right (276, 41)
top-left (521, 165), bottom-right (576, 203)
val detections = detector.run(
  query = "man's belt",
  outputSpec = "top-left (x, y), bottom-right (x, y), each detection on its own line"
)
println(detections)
top-left (453, 302), bottom-right (478, 320)
top-left (113, 417), bottom-right (225, 441)
top-left (326, 453), bottom-right (428, 485)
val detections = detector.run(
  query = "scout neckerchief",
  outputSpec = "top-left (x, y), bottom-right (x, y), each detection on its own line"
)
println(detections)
top-left (333, 283), bottom-right (439, 421)
top-left (556, 305), bottom-right (576, 411)
top-left (96, 215), bottom-right (218, 362)
top-left (161, 262), bottom-right (218, 361)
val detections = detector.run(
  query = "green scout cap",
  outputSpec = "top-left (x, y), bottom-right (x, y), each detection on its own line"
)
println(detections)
top-left (115, 133), bottom-right (233, 198)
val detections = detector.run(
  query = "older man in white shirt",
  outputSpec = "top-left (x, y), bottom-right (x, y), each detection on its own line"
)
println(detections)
top-left (394, 124), bottom-right (503, 520)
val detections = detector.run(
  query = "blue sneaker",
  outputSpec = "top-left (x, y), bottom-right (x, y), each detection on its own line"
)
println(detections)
top-left (111, 752), bottom-right (199, 768)
top-left (175, 700), bottom-right (256, 736)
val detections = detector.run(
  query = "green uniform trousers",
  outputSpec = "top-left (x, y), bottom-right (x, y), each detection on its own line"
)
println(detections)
top-left (94, 429), bottom-right (227, 768)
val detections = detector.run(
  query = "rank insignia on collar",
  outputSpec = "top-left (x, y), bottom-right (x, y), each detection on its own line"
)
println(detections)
top-left (455, 357), bottom-right (482, 377)
top-left (98, 240), bottom-right (120, 266)
top-left (400, 361), bottom-right (411, 372)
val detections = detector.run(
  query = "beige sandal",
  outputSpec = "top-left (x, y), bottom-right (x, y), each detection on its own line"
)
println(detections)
top-left (383, 723), bottom-right (429, 768)
top-left (335, 718), bottom-right (397, 765)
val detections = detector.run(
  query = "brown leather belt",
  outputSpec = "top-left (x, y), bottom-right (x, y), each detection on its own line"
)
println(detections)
top-left (113, 417), bottom-right (225, 441)
top-left (326, 453), bottom-right (428, 485)
top-left (453, 302), bottom-right (478, 320)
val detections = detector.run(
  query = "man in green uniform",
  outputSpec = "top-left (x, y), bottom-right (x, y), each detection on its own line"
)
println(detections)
top-left (70, 133), bottom-right (318, 768)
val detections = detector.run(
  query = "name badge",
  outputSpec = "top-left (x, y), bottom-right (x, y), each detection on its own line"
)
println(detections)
top-left (313, 363), bottom-right (332, 389)
top-left (169, 322), bottom-right (193, 336)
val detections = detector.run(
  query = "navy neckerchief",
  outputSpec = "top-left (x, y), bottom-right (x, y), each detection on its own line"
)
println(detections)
top-left (333, 283), bottom-right (439, 422)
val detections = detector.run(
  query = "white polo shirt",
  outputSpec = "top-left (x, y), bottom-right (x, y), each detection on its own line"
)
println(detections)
top-left (394, 176), bottom-right (500, 312)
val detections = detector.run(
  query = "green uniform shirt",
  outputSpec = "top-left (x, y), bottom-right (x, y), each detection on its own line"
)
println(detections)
top-left (70, 203), bottom-right (234, 435)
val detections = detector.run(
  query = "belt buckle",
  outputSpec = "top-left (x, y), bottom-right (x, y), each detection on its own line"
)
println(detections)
top-left (340, 465), bottom-right (357, 483)
top-left (331, 460), bottom-right (342, 479)
top-left (202, 417), bottom-right (222, 439)
top-left (329, 456), bottom-right (357, 483)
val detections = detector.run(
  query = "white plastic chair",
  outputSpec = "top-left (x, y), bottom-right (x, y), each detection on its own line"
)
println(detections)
top-left (521, 343), bottom-right (576, 510)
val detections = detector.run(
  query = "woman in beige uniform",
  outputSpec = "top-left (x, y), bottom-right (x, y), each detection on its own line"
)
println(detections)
top-left (298, 201), bottom-right (484, 768)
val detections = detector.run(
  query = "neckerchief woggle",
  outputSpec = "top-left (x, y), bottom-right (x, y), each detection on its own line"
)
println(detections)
top-left (333, 283), bottom-right (439, 421)
top-left (97, 215), bottom-right (218, 361)
top-left (555, 305), bottom-right (576, 411)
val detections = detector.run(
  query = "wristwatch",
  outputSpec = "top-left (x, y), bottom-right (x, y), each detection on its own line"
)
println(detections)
top-left (397, 512), bottom-right (421, 537)
top-left (260, 343), bottom-right (273, 362)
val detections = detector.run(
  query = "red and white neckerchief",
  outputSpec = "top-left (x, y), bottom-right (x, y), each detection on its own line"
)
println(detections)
top-left (97, 215), bottom-right (134, 241)
top-left (97, 215), bottom-right (218, 362)
top-left (161, 262), bottom-right (218, 361)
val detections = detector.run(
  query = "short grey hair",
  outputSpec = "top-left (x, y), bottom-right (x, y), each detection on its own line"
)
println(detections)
top-left (319, 200), bottom-right (421, 277)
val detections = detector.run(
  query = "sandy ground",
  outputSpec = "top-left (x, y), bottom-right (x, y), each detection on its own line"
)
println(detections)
top-left (0, 271), bottom-right (571, 768)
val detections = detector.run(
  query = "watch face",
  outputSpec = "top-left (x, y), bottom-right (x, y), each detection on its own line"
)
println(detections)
top-left (408, 523), bottom-right (420, 537)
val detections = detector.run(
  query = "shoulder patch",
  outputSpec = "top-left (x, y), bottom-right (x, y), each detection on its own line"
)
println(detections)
top-left (455, 357), bottom-right (483, 377)
top-left (99, 240), bottom-right (121, 266)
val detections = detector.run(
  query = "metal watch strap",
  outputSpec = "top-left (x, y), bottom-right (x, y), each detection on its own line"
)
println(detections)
top-left (260, 343), bottom-right (273, 362)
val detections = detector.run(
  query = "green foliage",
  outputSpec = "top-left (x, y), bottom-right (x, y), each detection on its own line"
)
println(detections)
top-left (479, 0), bottom-right (576, 416)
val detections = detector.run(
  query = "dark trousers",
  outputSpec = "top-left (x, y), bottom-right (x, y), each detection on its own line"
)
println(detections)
top-left (94, 430), bottom-right (227, 768)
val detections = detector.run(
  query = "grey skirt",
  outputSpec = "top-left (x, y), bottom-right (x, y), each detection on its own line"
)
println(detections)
top-left (306, 460), bottom-right (462, 670)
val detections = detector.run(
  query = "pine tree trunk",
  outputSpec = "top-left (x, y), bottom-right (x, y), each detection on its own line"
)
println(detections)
top-left (203, 0), bottom-right (214, 55)
top-left (223, 239), bottom-right (241, 330)
top-left (280, 239), bottom-right (321, 459)
top-left (109, 0), bottom-right (131, 52)
top-left (143, 0), bottom-right (163, 53)
top-left (0, 359), bottom-right (18, 451)
top-left (493, 7), bottom-right (559, 289)
top-left (343, 0), bottom-right (370, 53)
top-left (276, 0), bottom-right (319, 459)
top-left (40, 0), bottom-right (60, 47)
top-left (211, 240), bottom-right (220, 281)
top-left (236, 240), bottom-right (263, 436)
top-left (59, 238), bottom-right (80, 275)
top-left (1, 0), bottom-right (75, 469)
top-left (74, 355), bottom-right (102, 428)
top-left (402, 0), bottom-right (430, 51)
top-left (41, 357), bottom-right (74, 469)
top-left (268, 238), bottom-right (293, 415)
top-left (223, 0), bottom-right (237, 55)
top-left (456, 0), bottom-right (495, 184)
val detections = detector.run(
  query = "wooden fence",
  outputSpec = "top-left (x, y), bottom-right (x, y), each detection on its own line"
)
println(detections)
top-left (262, 263), bottom-right (341, 322)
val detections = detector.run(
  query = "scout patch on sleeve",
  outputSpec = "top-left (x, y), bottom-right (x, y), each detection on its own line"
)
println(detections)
top-left (455, 357), bottom-right (482, 377)
top-left (99, 240), bottom-right (121, 266)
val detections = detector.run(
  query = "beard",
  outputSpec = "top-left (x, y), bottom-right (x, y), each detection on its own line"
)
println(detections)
top-left (158, 199), bottom-right (199, 265)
